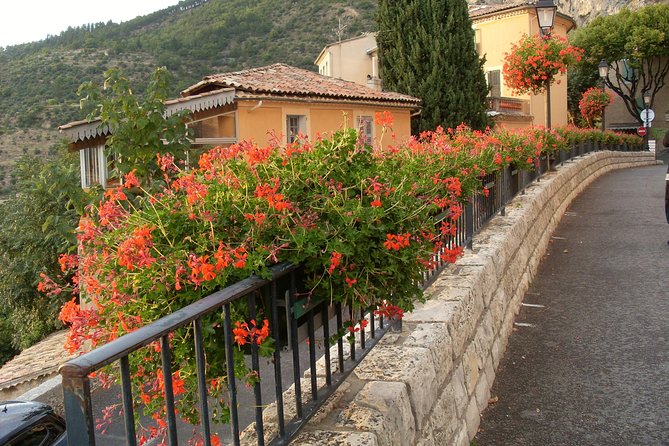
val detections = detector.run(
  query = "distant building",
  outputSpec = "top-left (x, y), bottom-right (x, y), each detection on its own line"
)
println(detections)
top-left (59, 63), bottom-right (420, 189)
top-left (315, 33), bottom-right (382, 91)
top-left (315, 2), bottom-right (577, 130)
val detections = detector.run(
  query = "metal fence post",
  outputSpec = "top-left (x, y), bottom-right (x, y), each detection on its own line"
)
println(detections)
top-left (465, 202), bottom-right (474, 250)
top-left (60, 368), bottom-right (96, 446)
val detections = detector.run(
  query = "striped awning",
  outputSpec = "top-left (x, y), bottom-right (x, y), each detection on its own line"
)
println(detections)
top-left (58, 88), bottom-right (237, 143)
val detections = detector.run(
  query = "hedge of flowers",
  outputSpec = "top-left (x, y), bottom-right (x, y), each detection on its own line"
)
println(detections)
top-left (42, 119), bottom-right (641, 445)
top-left (503, 34), bottom-right (583, 95)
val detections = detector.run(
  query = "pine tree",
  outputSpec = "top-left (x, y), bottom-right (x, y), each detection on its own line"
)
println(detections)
top-left (377, 0), bottom-right (490, 132)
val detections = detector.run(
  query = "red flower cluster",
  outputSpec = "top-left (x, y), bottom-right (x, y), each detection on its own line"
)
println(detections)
top-left (503, 34), bottom-right (583, 95)
top-left (383, 233), bottom-right (411, 251)
top-left (117, 226), bottom-right (156, 271)
top-left (375, 302), bottom-right (404, 321)
top-left (232, 319), bottom-right (270, 346)
top-left (579, 87), bottom-right (614, 126)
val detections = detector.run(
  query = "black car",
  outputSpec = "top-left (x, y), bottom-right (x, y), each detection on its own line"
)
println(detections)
top-left (0, 401), bottom-right (67, 446)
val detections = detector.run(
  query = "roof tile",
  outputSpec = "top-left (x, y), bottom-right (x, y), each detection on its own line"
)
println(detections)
top-left (182, 63), bottom-right (420, 106)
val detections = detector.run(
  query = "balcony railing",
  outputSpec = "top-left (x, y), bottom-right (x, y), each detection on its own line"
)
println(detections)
top-left (487, 96), bottom-right (529, 114)
top-left (60, 140), bottom-right (643, 446)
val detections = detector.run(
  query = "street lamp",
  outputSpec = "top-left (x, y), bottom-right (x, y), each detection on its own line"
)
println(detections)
top-left (598, 60), bottom-right (609, 132)
top-left (535, 0), bottom-right (557, 128)
top-left (536, 0), bottom-right (558, 36)
top-left (643, 92), bottom-right (651, 150)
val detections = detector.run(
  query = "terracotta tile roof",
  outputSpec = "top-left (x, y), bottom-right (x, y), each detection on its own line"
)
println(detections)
top-left (469, 1), bottom-right (534, 19)
top-left (182, 63), bottom-right (421, 106)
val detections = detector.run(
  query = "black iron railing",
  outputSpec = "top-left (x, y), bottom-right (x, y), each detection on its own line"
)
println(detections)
top-left (60, 140), bottom-right (643, 446)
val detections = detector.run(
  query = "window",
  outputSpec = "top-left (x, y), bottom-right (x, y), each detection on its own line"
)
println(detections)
top-left (487, 70), bottom-right (501, 97)
top-left (80, 144), bottom-right (107, 188)
top-left (286, 115), bottom-right (306, 143)
top-left (357, 115), bottom-right (374, 144)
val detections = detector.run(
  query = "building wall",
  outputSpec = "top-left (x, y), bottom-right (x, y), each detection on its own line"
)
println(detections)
top-left (236, 99), bottom-right (412, 147)
top-left (316, 35), bottom-right (378, 87)
top-left (473, 10), bottom-right (573, 128)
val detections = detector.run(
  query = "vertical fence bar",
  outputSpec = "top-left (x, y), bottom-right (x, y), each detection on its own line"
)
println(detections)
top-left (160, 335), bottom-right (179, 446)
top-left (247, 293), bottom-right (265, 446)
top-left (223, 304), bottom-right (241, 446)
top-left (370, 306), bottom-right (376, 339)
top-left (193, 319), bottom-right (212, 446)
top-left (270, 281), bottom-right (285, 437)
top-left (307, 308), bottom-right (318, 400)
top-left (465, 202), bottom-right (474, 250)
top-left (349, 307), bottom-right (356, 362)
top-left (335, 302), bottom-right (345, 374)
top-left (119, 356), bottom-right (138, 446)
top-left (61, 371), bottom-right (95, 446)
top-left (288, 272), bottom-right (303, 419)
top-left (360, 310), bottom-right (366, 351)
top-left (321, 303), bottom-right (332, 386)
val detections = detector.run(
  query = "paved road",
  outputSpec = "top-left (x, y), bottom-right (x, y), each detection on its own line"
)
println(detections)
top-left (475, 161), bottom-right (669, 445)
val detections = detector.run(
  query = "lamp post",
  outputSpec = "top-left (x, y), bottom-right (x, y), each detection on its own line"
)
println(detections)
top-left (535, 0), bottom-right (557, 129)
top-left (598, 60), bottom-right (609, 132)
top-left (643, 92), bottom-right (651, 151)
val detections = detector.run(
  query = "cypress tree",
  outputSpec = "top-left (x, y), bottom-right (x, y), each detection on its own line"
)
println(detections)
top-left (377, 0), bottom-right (490, 132)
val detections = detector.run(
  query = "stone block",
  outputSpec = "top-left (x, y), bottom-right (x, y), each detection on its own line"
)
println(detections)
top-left (354, 345), bottom-right (437, 427)
top-left (404, 323), bottom-right (453, 385)
top-left (461, 343), bottom-right (480, 397)
top-left (291, 430), bottom-right (379, 446)
top-left (464, 395), bottom-right (481, 440)
top-left (337, 381), bottom-right (415, 446)
top-left (451, 363), bottom-right (468, 418)
top-left (427, 380), bottom-right (458, 445)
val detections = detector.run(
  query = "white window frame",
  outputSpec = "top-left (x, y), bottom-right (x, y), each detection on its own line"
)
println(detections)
top-left (80, 144), bottom-right (107, 189)
top-left (286, 114), bottom-right (307, 143)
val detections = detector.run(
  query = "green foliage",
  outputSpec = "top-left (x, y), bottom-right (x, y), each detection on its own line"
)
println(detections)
top-left (377, 0), bottom-right (489, 132)
top-left (571, 4), bottom-right (669, 123)
top-left (0, 144), bottom-right (88, 353)
top-left (78, 67), bottom-right (192, 187)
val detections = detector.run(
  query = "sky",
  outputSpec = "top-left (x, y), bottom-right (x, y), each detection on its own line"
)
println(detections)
top-left (0, 0), bottom-right (180, 48)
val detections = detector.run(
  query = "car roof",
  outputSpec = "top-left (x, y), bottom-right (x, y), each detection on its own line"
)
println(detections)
top-left (0, 400), bottom-right (61, 443)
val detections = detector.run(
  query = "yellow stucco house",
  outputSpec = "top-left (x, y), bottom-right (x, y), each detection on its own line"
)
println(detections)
top-left (315, 1), bottom-right (576, 130)
top-left (59, 63), bottom-right (420, 188)
top-left (470, 2), bottom-right (576, 129)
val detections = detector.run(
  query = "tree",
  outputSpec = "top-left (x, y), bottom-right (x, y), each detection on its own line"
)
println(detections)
top-left (571, 4), bottom-right (669, 124)
top-left (77, 67), bottom-right (192, 189)
top-left (377, 0), bottom-right (489, 133)
top-left (0, 144), bottom-right (88, 353)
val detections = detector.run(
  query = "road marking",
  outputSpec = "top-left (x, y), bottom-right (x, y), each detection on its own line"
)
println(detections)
top-left (551, 236), bottom-right (566, 240)
top-left (521, 303), bottom-right (545, 308)
top-left (514, 322), bottom-right (536, 328)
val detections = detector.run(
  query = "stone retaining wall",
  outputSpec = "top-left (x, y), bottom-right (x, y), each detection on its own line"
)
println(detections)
top-left (280, 151), bottom-right (657, 445)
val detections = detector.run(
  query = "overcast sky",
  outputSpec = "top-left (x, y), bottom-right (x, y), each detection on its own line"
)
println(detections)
top-left (0, 0), bottom-right (180, 48)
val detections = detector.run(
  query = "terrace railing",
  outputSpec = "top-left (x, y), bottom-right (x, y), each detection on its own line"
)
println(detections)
top-left (60, 140), bottom-right (643, 446)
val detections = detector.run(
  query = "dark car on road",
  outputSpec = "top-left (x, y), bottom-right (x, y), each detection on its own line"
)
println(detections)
top-left (0, 401), bottom-right (67, 446)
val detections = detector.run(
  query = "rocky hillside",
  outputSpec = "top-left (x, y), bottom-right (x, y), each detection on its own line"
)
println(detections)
top-left (470, 0), bottom-right (663, 26)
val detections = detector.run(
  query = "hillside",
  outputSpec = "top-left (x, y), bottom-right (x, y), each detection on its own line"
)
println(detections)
top-left (0, 0), bottom-right (658, 194)
top-left (0, 0), bottom-right (376, 193)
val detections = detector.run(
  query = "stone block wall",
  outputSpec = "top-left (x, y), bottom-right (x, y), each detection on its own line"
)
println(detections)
top-left (277, 151), bottom-right (657, 446)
